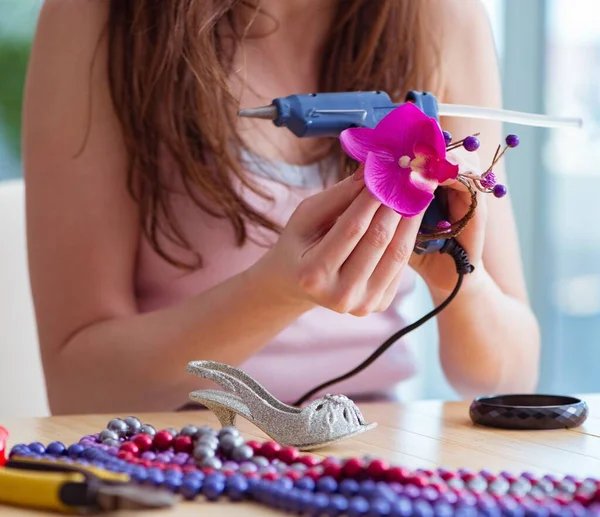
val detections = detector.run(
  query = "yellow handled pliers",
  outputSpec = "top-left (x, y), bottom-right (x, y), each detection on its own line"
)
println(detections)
top-left (0, 455), bottom-right (176, 514)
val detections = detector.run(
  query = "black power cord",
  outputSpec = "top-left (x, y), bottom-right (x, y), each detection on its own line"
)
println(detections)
top-left (292, 238), bottom-right (474, 407)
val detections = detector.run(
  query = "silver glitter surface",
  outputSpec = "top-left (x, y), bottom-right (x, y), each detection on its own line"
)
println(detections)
top-left (186, 360), bottom-right (377, 450)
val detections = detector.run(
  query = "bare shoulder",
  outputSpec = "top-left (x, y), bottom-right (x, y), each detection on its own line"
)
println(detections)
top-left (422, 0), bottom-right (529, 302)
top-left (38, 0), bottom-right (108, 26)
top-left (425, 0), bottom-right (494, 43)
top-left (423, 0), bottom-right (500, 104)
top-left (34, 0), bottom-right (109, 56)
top-left (26, 0), bottom-right (111, 150)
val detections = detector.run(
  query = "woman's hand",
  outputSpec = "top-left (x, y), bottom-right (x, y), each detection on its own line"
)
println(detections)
top-left (254, 169), bottom-right (424, 316)
top-left (409, 148), bottom-right (489, 294)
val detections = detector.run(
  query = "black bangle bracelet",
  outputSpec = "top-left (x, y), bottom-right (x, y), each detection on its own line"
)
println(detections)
top-left (469, 394), bottom-right (588, 430)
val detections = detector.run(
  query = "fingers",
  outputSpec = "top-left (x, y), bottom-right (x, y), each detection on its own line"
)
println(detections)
top-left (375, 269), bottom-right (406, 313)
top-left (338, 205), bottom-right (401, 286)
top-left (346, 213), bottom-right (422, 316)
top-left (366, 212), bottom-right (423, 296)
top-left (292, 174), bottom-right (427, 317)
top-left (290, 168), bottom-right (365, 237)
top-left (305, 187), bottom-right (382, 270)
top-left (439, 179), bottom-right (470, 193)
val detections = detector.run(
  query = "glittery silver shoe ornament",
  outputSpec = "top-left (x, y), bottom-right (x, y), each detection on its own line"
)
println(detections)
top-left (186, 360), bottom-right (377, 451)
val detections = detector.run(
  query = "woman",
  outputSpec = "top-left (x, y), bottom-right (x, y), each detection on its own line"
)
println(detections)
top-left (23, 0), bottom-right (539, 415)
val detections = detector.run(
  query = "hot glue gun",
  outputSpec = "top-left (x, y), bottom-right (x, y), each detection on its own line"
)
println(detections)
top-left (238, 90), bottom-right (581, 255)
top-left (239, 91), bottom-right (582, 405)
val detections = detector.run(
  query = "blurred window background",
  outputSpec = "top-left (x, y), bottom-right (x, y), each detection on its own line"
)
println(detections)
top-left (0, 0), bottom-right (599, 398)
top-left (0, 1), bottom-right (40, 181)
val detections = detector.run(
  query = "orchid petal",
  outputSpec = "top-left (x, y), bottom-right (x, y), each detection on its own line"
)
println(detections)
top-left (413, 142), bottom-right (459, 183)
top-left (376, 102), bottom-right (430, 137)
top-left (377, 103), bottom-right (446, 157)
top-left (339, 127), bottom-right (379, 163)
top-left (432, 159), bottom-right (460, 184)
top-left (340, 121), bottom-right (407, 162)
top-left (416, 117), bottom-right (447, 156)
top-left (349, 103), bottom-right (433, 160)
top-left (413, 141), bottom-right (438, 160)
top-left (363, 152), bottom-right (434, 217)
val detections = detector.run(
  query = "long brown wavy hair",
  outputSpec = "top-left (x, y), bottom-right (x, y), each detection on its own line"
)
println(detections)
top-left (106, 0), bottom-right (440, 268)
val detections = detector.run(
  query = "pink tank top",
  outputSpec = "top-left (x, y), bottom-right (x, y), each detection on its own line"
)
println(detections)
top-left (134, 152), bottom-right (418, 404)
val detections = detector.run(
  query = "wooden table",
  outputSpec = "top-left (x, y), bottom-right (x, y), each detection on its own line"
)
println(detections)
top-left (2, 396), bottom-right (599, 516)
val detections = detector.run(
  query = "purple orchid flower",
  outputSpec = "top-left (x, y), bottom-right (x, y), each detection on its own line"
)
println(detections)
top-left (339, 102), bottom-right (459, 217)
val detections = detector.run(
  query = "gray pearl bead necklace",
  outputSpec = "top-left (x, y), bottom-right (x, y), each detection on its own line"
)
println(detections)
top-left (100, 417), bottom-right (160, 447)
top-left (193, 445), bottom-right (216, 462)
top-left (98, 417), bottom-right (257, 472)
top-left (123, 416), bottom-right (142, 436)
top-left (231, 444), bottom-right (254, 463)
top-left (99, 429), bottom-right (119, 443)
top-left (180, 425), bottom-right (199, 438)
top-left (107, 418), bottom-right (129, 438)
top-left (139, 424), bottom-right (156, 437)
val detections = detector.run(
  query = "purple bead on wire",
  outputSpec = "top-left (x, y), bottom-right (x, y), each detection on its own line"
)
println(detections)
top-left (480, 172), bottom-right (497, 190)
top-left (436, 220), bottom-right (452, 233)
top-left (493, 184), bottom-right (507, 198)
top-left (506, 134), bottom-right (520, 148)
top-left (463, 136), bottom-right (480, 152)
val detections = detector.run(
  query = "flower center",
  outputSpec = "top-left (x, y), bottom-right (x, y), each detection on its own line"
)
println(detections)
top-left (398, 154), bottom-right (431, 173)
top-left (398, 156), bottom-right (411, 168)
top-left (398, 154), bottom-right (438, 191)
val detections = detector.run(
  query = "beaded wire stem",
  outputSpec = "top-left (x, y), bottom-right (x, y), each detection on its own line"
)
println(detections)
top-left (416, 131), bottom-right (518, 243)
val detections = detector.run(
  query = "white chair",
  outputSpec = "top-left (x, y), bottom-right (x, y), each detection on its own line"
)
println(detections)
top-left (0, 179), bottom-right (50, 418)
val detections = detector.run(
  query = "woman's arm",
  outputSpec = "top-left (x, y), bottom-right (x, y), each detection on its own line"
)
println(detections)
top-left (425, 0), bottom-right (540, 396)
top-left (24, 2), bottom-right (312, 415)
top-left (25, 1), bottom-right (424, 414)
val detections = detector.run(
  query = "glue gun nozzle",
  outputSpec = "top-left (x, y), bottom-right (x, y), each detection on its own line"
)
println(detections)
top-left (237, 104), bottom-right (278, 120)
